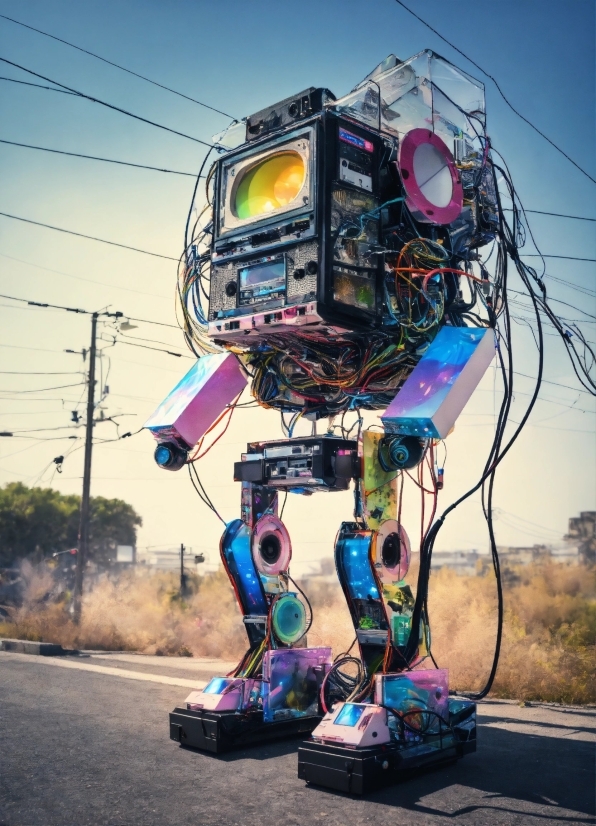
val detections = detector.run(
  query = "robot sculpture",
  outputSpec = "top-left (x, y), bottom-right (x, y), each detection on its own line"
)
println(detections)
top-left (144, 50), bottom-right (548, 791)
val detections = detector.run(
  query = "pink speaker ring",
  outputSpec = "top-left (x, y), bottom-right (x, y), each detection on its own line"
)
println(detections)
top-left (252, 514), bottom-right (292, 576)
top-left (374, 520), bottom-right (411, 583)
top-left (398, 128), bottom-right (463, 225)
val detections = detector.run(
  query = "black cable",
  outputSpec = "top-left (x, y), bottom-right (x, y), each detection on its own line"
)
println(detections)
top-left (0, 289), bottom-right (182, 335)
top-left (523, 254), bottom-right (596, 263)
top-left (503, 207), bottom-right (596, 223)
top-left (188, 462), bottom-right (225, 525)
top-left (0, 138), bottom-right (198, 177)
top-left (0, 75), bottom-right (77, 94)
top-left (279, 491), bottom-right (288, 520)
top-left (392, 0), bottom-right (596, 185)
top-left (0, 57), bottom-right (217, 150)
top-left (0, 13), bottom-right (236, 119)
top-left (114, 339), bottom-right (190, 358)
top-left (0, 211), bottom-right (178, 261)
top-left (0, 382), bottom-right (85, 393)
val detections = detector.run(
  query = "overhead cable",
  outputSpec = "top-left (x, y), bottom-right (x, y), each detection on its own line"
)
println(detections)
top-left (503, 207), bottom-right (596, 223)
top-left (0, 211), bottom-right (179, 261)
top-left (392, 0), bottom-right (596, 185)
top-left (0, 75), bottom-right (77, 94)
top-left (0, 13), bottom-right (236, 119)
top-left (0, 138), bottom-right (198, 177)
top-left (0, 57), bottom-right (217, 149)
top-left (0, 291), bottom-right (181, 332)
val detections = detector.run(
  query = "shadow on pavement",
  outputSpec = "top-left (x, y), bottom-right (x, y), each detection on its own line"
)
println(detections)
top-left (303, 724), bottom-right (595, 822)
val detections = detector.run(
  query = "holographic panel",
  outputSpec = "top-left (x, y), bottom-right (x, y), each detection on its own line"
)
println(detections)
top-left (220, 519), bottom-right (268, 615)
top-left (202, 677), bottom-right (235, 695)
top-left (382, 328), bottom-right (495, 439)
top-left (377, 669), bottom-right (448, 736)
top-left (334, 703), bottom-right (367, 727)
top-left (144, 352), bottom-right (247, 448)
top-left (262, 647), bottom-right (331, 723)
top-left (336, 531), bottom-right (379, 602)
top-left (234, 152), bottom-right (305, 220)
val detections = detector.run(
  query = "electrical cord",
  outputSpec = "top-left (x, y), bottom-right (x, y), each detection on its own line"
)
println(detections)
top-left (0, 13), bottom-right (236, 119)
top-left (0, 211), bottom-right (179, 261)
top-left (0, 57), bottom-right (217, 149)
top-left (0, 138), bottom-right (199, 176)
top-left (392, 0), bottom-right (596, 185)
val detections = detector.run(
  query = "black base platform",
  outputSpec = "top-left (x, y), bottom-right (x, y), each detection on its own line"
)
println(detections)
top-left (170, 707), bottom-right (322, 754)
top-left (298, 701), bottom-right (477, 794)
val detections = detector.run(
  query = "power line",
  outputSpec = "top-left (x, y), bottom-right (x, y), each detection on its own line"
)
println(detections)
top-left (0, 13), bottom-right (236, 120)
top-left (392, 0), bottom-right (596, 186)
top-left (523, 254), bottom-right (596, 263)
top-left (0, 138), bottom-right (199, 177)
top-left (0, 370), bottom-right (81, 375)
top-left (0, 211), bottom-right (179, 261)
top-left (0, 57), bottom-right (217, 150)
top-left (504, 207), bottom-right (596, 223)
top-left (0, 75), bottom-right (77, 94)
top-left (0, 291), bottom-right (181, 333)
top-left (0, 382), bottom-right (85, 393)
top-left (113, 339), bottom-right (190, 359)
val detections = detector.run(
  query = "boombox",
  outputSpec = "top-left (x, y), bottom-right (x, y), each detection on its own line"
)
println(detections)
top-left (208, 93), bottom-right (390, 344)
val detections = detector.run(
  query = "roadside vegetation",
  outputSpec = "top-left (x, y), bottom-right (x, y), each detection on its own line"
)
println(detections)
top-left (1, 560), bottom-right (594, 704)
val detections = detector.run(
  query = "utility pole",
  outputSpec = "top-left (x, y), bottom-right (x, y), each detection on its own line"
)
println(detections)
top-left (180, 543), bottom-right (187, 597)
top-left (73, 312), bottom-right (98, 624)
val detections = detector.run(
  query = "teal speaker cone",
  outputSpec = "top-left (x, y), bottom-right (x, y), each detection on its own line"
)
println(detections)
top-left (271, 594), bottom-right (306, 644)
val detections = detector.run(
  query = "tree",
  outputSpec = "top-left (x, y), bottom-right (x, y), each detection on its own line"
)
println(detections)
top-left (0, 483), bottom-right (142, 569)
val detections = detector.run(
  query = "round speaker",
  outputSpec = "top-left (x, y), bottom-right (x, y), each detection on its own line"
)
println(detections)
top-left (252, 514), bottom-right (292, 575)
top-left (374, 520), bottom-right (411, 583)
top-left (271, 593), bottom-right (306, 645)
top-left (398, 128), bottom-right (463, 225)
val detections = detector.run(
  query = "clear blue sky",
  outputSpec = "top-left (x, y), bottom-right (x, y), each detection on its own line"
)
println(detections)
top-left (0, 0), bottom-right (594, 570)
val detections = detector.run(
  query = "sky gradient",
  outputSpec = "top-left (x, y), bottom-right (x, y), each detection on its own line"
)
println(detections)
top-left (0, 0), bottom-right (594, 574)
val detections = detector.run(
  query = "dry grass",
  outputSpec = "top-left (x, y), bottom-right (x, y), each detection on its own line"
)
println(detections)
top-left (1, 560), bottom-right (594, 704)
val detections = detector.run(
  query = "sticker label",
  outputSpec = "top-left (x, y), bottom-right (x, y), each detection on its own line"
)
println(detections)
top-left (339, 128), bottom-right (374, 153)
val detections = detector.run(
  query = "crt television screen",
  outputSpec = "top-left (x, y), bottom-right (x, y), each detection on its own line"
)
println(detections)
top-left (238, 258), bottom-right (286, 301)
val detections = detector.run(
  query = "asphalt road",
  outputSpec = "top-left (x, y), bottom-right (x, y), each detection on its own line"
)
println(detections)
top-left (0, 651), bottom-right (594, 826)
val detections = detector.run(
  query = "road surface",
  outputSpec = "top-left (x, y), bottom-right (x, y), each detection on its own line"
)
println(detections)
top-left (0, 650), bottom-right (594, 826)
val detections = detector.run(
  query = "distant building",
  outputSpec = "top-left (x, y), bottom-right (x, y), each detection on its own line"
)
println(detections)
top-left (433, 550), bottom-right (482, 576)
top-left (566, 511), bottom-right (596, 565)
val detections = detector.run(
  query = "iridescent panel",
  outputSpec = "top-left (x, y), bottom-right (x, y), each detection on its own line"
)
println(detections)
top-left (262, 648), bottom-right (331, 723)
top-left (382, 327), bottom-right (495, 439)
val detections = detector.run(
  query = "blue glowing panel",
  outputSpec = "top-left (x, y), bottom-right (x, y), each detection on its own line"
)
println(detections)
top-left (337, 532), bottom-right (379, 601)
top-left (202, 677), bottom-right (234, 695)
top-left (220, 519), bottom-right (268, 615)
top-left (334, 704), bottom-right (367, 727)
top-left (382, 327), bottom-right (495, 439)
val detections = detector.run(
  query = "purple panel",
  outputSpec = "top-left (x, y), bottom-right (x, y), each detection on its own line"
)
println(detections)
top-left (144, 352), bottom-right (247, 448)
top-left (262, 647), bottom-right (331, 723)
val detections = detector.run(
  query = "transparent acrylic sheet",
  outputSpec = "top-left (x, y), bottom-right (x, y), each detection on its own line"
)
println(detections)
top-left (329, 50), bottom-right (484, 147)
top-left (377, 668), bottom-right (449, 738)
top-left (261, 648), bottom-right (331, 723)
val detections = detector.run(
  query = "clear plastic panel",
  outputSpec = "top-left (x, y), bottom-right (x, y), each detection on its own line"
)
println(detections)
top-left (262, 648), bottom-right (331, 722)
top-left (330, 49), bottom-right (485, 144)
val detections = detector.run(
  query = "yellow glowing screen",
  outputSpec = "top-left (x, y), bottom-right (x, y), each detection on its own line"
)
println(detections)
top-left (234, 152), bottom-right (305, 220)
